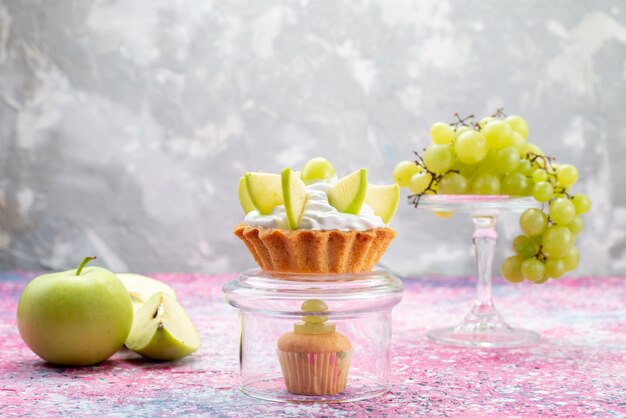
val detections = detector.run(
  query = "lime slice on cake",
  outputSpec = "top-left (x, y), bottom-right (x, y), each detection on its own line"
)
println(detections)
top-left (364, 184), bottom-right (400, 224)
top-left (281, 167), bottom-right (308, 230)
top-left (126, 292), bottom-right (200, 361)
top-left (245, 172), bottom-right (283, 215)
top-left (327, 169), bottom-right (368, 215)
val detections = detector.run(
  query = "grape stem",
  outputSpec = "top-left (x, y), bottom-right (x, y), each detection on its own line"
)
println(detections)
top-left (535, 246), bottom-right (547, 262)
top-left (448, 108), bottom-right (507, 131)
top-left (450, 112), bottom-right (475, 128)
top-left (490, 108), bottom-right (507, 118)
top-left (409, 150), bottom-right (441, 207)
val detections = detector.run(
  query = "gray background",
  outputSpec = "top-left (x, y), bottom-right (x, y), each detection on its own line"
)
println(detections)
top-left (0, 0), bottom-right (624, 276)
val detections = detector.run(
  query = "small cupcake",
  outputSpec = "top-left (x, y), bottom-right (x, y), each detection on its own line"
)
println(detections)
top-left (235, 158), bottom-right (399, 274)
top-left (277, 299), bottom-right (352, 395)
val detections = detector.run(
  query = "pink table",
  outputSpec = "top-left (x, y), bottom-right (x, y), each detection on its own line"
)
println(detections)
top-left (1, 272), bottom-right (625, 416)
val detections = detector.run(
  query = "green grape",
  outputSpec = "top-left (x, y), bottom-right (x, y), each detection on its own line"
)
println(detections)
top-left (482, 120), bottom-right (513, 150)
top-left (513, 235), bottom-right (539, 258)
top-left (455, 131), bottom-right (488, 164)
top-left (520, 142), bottom-right (544, 157)
top-left (470, 172), bottom-right (501, 195)
top-left (430, 122), bottom-right (455, 145)
top-left (522, 178), bottom-right (534, 196)
top-left (542, 225), bottom-right (574, 258)
top-left (505, 115), bottom-right (529, 139)
top-left (562, 247), bottom-right (579, 271)
top-left (529, 234), bottom-right (543, 247)
top-left (521, 258), bottom-right (546, 283)
top-left (545, 258), bottom-right (566, 279)
top-left (454, 125), bottom-right (472, 138)
top-left (534, 275), bottom-right (550, 284)
top-left (438, 172), bottom-right (468, 195)
top-left (478, 116), bottom-right (495, 127)
top-left (520, 208), bottom-right (548, 237)
top-left (477, 151), bottom-right (498, 171)
top-left (549, 197), bottom-right (576, 225)
top-left (301, 157), bottom-right (336, 184)
top-left (567, 216), bottom-right (584, 235)
top-left (511, 132), bottom-right (526, 152)
top-left (534, 158), bottom-right (554, 171)
top-left (301, 299), bottom-right (328, 312)
top-left (501, 255), bottom-right (524, 283)
top-left (452, 160), bottom-right (479, 178)
top-left (501, 172), bottom-right (529, 196)
top-left (516, 159), bottom-right (532, 176)
top-left (532, 181), bottom-right (554, 202)
top-left (409, 171), bottom-right (433, 194)
top-left (556, 164), bottom-right (579, 187)
top-left (546, 162), bottom-right (558, 175)
top-left (423, 144), bottom-right (454, 174)
top-left (495, 146), bottom-right (521, 174)
top-left (571, 194), bottom-right (591, 214)
top-left (532, 169), bottom-right (548, 183)
top-left (393, 160), bottom-right (422, 188)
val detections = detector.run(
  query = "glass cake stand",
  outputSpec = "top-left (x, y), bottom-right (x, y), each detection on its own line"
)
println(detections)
top-left (417, 194), bottom-right (542, 348)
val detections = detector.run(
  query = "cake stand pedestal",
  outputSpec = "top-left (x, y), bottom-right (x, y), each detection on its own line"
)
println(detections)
top-left (417, 195), bottom-right (542, 348)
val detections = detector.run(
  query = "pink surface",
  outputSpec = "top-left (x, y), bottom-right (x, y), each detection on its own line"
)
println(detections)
top-left (1, 272), bottom-right (625, 417)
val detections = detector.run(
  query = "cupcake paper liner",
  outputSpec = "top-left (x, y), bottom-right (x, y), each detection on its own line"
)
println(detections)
top-left (277, 350), bottom-right (352, 395)
top-left (234, 224), bottom-right (396, 274)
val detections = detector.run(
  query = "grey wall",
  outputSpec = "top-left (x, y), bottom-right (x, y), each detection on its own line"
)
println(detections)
top-left (1, 0), bottom-right (625, 276)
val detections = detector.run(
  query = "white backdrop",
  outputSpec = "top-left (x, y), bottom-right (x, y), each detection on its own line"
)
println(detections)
top-left (1, 0), bottom-right (625, 276)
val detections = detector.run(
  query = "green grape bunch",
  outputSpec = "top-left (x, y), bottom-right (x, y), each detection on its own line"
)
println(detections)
top-left (393, 109), bottom-right (591, 284)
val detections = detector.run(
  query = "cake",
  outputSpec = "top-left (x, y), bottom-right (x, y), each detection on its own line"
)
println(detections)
top-left (235, 158), bottom-right (400, 274)
top-left (277, 299), bottom-right (351, 395)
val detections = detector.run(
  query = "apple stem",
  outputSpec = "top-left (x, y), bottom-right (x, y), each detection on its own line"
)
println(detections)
top-left (76, 256), bottom-right (97, 276)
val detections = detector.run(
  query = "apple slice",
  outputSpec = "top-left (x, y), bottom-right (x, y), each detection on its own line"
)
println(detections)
top-left (245, 172), bottom-right (284, 215)
top-left (238, 177), bottom-right (255, 214)
top-left (327, 169), bottom-right (368, 214)
top-left (117, 273), bottom-right (177, 313)
top-left (281, 167), bottom-right (308, 230)
top-left (365, 184), bottom-right (400, 224)
top-left (126, 292), bottom-right (200, 361)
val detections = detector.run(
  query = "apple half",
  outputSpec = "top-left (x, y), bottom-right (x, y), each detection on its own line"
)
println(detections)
top-left (327, 169), bottom-right (368, 215)
top-left (117, 273), bottom-right (177, 313)
top-left (125, 292), bottom-right (200, 361)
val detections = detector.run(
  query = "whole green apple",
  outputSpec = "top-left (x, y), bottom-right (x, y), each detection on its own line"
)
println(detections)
top-left (17, 257), bottom-right (133, 366)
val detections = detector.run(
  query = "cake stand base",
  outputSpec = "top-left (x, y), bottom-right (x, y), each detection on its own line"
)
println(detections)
top-left (427, 309), bottom-right (540, 348)
top-left (417, 195), bottom-right (544, 349)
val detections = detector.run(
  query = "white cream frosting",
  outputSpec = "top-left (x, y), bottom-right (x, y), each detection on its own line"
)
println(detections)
top-left (243, 181), bottom-right (386, 231)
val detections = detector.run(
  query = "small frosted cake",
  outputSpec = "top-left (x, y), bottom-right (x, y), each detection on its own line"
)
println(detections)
top-left (277, 299), bottom-right (351, 395)
top-left (235, 158), bottom-right (399, 274)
